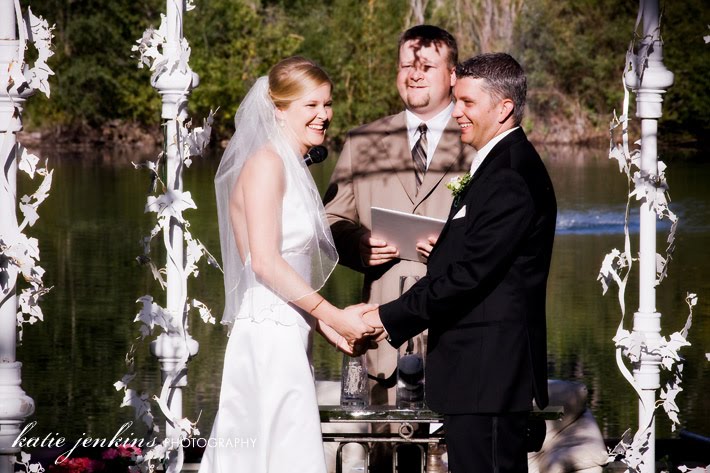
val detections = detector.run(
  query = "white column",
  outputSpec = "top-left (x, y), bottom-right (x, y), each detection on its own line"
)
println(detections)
top-left (0, 0), bottom-right (16, 39)
top-left (0, 3), bottom-right (35, 472)
top-left (623, 0), bottom-right (674, 471)
top-left (148, 0), bottom-right (199, 444)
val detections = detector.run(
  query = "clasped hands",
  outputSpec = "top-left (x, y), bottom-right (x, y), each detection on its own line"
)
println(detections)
top-left (341, 304), bottom-right (386, 356)
top-left (324, 231), bottom-right (436, 356)
top-left (321, 303), bottom-right (386, 356)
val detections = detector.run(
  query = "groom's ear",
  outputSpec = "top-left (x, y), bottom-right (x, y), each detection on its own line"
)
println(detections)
top-left (498, 98), bottom-right (515, 124)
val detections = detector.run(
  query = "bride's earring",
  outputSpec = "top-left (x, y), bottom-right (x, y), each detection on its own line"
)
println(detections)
top-left (275, 108), bottom-right (286, 128)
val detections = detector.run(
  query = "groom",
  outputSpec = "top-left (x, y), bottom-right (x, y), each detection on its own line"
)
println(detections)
top-left (364, 53), bottom-right (557, 472)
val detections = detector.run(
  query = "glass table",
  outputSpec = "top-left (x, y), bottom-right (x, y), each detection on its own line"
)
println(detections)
top-left (319, 405), bottom-right (563, 472)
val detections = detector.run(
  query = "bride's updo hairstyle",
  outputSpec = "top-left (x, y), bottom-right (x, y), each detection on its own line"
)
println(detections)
top-left (268, 56), bottom-right (333, 110)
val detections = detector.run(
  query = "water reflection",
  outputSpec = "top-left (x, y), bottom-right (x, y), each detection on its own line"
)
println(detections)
top-left (14, 145), bottom-right (710, 443)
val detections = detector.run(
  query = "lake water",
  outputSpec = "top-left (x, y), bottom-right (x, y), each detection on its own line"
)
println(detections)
top-left (14, 144), bottom-right (710, 445)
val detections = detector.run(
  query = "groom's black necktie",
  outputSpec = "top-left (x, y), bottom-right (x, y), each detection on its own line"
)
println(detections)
top-left (412, 123), bottom-right (428, 192)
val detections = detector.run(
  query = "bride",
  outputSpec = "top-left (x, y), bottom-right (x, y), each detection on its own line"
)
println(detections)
top-left (199, 57), bottom-right (376, 473)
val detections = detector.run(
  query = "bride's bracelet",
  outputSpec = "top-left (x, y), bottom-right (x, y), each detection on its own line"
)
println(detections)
top-left (308, 298), bottom-right (325, 316)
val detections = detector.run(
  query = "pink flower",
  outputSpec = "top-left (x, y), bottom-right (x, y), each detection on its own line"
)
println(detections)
top-left (117, 445), bottom-right (142, 458)
top-left (101, 449), bottom-right (119, 460)
top-left (49, 457), bottom-right (102, 473)
top-left (101, 444), bottom-right (141, 462)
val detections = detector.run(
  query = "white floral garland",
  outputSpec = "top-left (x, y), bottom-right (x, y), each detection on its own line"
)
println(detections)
top-left (1, 6), bottom-right (55, 343)
top-left (131, 0), bottom-right (196, 90)
top-left (114, 5), bottom-right (219, 473)
top-left (597, 22), bottom-right (705, 473)
top-left (5, 145), bottom-right (53, 344)
top-left (3, 5), bottom-right (55, 99)
top-left (1, 5), bottom-right (55, 473)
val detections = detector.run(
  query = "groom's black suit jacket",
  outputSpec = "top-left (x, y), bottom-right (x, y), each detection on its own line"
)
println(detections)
top-left (379, 128), bottom-right (557, 415)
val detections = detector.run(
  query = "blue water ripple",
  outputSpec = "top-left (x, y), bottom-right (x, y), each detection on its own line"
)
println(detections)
top-left (554, 203), bottom-right (704, 235)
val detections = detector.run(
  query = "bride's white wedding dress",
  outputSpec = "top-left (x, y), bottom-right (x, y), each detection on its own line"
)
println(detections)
top-left (200, 76), bottom-right (335, 473)
top-left (199, 176), bottom-right (327, 473)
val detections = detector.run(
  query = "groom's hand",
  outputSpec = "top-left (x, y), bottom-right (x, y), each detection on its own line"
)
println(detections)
top-left (363, 308), bottom-right (388, 342)
top-left (340, 303), bottom-right (379, 346)
top-left (359, 233), bottom-right (399, 266)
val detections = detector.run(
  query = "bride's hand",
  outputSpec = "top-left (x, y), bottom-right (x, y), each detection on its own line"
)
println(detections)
top-left (317, 320), bottom-right (378, 356)
top-left (316, 320), bottom-right (354, 355)
top-left (329, 303), bottom-right (379, 345)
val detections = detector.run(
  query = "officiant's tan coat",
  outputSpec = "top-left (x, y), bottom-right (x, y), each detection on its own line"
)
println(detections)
top-left (324, 110), bottom-right (474, 399)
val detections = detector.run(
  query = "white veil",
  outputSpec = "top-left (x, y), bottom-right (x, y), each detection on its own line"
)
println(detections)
top-left (214, 76), bottom-right (338, 327)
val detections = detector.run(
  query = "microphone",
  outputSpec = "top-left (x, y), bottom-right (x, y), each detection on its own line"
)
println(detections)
top-left (304, 146), bottom-right (328, 166)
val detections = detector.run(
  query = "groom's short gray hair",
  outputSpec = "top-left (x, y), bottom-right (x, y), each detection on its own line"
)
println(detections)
top-left (456, 53), bottom-right (527, 126)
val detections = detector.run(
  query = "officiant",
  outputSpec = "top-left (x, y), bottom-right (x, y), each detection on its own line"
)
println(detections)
top-left (324, 24), bottom-right (473, 408)
top-left (323, 23), bottom-right (474, 473)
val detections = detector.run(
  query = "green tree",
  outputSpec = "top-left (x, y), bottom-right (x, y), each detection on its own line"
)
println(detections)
top-left (660, 0), bottom-right (710, 147)
top-left (288, 0), bottom-right (407, 140)
top-left (513, 0), bottom-right (637, 142)
top-left (19, 0), bottom-right (710, 149)
top-left (185, 0), bottom-right (302, 140)
top-left (430, 0), bottom-right (524, 57)
top-left (25, 1), bottom-right (163, 128)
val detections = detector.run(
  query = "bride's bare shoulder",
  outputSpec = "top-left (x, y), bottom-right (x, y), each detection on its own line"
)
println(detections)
top-left (241, 145), bottom-right (285, 178)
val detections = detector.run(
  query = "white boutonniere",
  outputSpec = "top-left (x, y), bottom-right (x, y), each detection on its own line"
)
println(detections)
top-left (446, 173), bottom-right (472, 206)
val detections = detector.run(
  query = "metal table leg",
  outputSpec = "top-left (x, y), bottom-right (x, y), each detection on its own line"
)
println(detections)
top-left (336, 441), bottom-right (370, 473)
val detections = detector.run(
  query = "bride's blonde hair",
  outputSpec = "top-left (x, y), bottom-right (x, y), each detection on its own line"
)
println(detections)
top-left (268, 56), bottom-right (332, 109)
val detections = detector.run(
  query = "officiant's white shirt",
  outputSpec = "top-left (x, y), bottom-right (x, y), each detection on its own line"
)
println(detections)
top-left (405, 102), bottom-right (455, 169)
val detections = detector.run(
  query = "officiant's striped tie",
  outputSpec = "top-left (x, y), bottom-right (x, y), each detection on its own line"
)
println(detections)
top-left (412, 123), bottom-right (428, 191)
